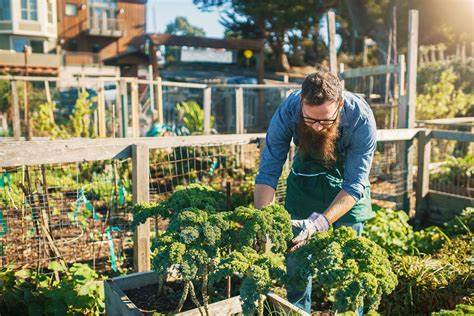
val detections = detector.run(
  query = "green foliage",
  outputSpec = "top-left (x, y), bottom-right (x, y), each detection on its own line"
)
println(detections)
top-left (69, 91), bottom-right (95, 138)
top-left (0, 262), bottom-right (104, 315)
top-left (431, 155), bottom-right (474, 188)
top-left (362, 208), bottom-right (417, 256)
top-left (132, 184), bottom-right (227, 226)
top-left (432, 304), bottom-right (474, 315)
top-left (176, 101), bottom-right (215, 134)
top-left (30, 102), bottom-right (68, 138)
top-left (381, 235), bottom-right (473, 315)
top-left (294, 226), bottom-right (397, 313)
top-left (416, 67), bottom-right (474, 120)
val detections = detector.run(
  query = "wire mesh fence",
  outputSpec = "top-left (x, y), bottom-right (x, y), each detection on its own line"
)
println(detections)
top-left (0, 159), bottom-right (133, 274)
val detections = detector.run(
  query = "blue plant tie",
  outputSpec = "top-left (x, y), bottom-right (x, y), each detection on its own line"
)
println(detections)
top-left (0, 210), bottom-right (7, 236)
top-left (106, 226), bottom-right (121, 272)
top-left (0, 171), bottom-right (11, 188)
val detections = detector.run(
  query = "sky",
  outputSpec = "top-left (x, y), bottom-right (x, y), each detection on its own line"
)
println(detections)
top-left (146, 0), bottom-right (226, 37)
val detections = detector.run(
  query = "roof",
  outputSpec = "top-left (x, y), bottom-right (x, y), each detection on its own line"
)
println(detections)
top-left (147, 34), bottom-right (264, 51)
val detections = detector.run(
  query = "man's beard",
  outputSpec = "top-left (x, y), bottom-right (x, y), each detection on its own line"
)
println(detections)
top-left (297, 114), bottom-right (340, 168)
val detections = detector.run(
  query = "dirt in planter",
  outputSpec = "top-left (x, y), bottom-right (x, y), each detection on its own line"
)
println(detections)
top-left (124, 279), bottom-right (239, 314)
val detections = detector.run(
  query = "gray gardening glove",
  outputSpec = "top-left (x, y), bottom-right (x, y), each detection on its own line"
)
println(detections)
top-left (289, 212), bottom-right (330, 252)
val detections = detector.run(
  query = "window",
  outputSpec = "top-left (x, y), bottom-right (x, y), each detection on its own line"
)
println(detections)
top-left (0, 0), bottom-right (11, 20)
top-left (12, 38), bottom-right (44, 53)
top-left (47, 1), bottom-right (53, 23)
top-left (65, 3), bottom-right (78, 16)
top-left (21, 0), bottom-right (38, 21)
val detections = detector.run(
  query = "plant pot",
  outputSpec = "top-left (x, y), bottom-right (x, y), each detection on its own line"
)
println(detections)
top-left (104, 271), bottom-right (310, 316)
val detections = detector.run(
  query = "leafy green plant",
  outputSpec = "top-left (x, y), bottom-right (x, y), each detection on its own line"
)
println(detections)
top-left (432, 304), bottom-right (474, 315)
top-left (362, 208), bottom-right (417, 256)
top-left (0, 262), bottom-right (104, 315)
top-left (294, 226), bottom-right (397, 313)
top-left (381, 236), bottom-right (473, 315)
top-left (69, 91), bottom-right (95, 138)
top-left (176, 100), bottom-right (215, 134)
top-left (30, 102), bottom-right (69, 139)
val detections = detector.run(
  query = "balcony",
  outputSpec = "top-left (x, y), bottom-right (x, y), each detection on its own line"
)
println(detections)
top-left (63, 51), bottom-right (103, 66)
top-left (81, 14), bottom-right (123, 38)
top-left (0, 51), bottom-right (60, 75)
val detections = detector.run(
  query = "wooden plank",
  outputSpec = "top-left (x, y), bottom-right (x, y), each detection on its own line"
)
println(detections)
top-left (235, 87), bottom-right (244, 134)
top-left (104, 280), bottom-right (142, 316)
top-left (156, 77), bottom-right (164, 124)
top-left (0, 129), bottom-right (419, 167)
top-left (327, 11), bottom-right (337, 75)
top-left (112, 271), bottom-right (159, 291)
top-left (431, 130), bottom-right (474, 142)
top-left (341, 64), bottom-right (398, 79)
top-left (417, 117), bottom-right (474, 127)
top-left (10, 80), bottom-right (21, 140)
top-left (131, 80), bottom-right (139, 137)
top-left (415, 129), bottom-right (431, 217)
top-left (0, 133), bottom-right (265, 167)
top-left (132, 144), bottom-right (150, 272)
top-left (427, 191), bottom-right (474, 213)
top-left (203, 87), bottom-right (211, 134)
top-left (178, 296), bottom-right (242, 316)
top-left (377, 128), bottom-right (421, 141)
top-left (97, 80), bottom-right (106, 137)
top-left (266, 292), bottom-right (310, 316)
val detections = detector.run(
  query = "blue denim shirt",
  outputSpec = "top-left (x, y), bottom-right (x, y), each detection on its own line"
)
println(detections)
top-left (256, 90), bottom-right (377, 202)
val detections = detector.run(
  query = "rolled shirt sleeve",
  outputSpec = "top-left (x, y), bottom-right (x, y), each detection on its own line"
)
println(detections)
top-left (341, 114), bottom-right (377, 201)
top-left (255, 93), bottom-right (296, 189)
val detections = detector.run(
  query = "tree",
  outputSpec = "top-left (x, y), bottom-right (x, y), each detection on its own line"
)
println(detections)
top-left (194, 0), bottom-right (338, 71)
top-left (165, 17), bottom-right (206, 63)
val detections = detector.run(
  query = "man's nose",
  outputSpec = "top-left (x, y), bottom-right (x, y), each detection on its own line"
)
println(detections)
top-left (313, 123), bottom-right (324, 132)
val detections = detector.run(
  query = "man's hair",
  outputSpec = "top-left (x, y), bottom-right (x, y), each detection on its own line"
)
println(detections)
top-left (301, 70), bottom-right (342, 105)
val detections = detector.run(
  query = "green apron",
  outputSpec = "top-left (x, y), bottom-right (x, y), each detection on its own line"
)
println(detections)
top-left (285, 150), bottom-right (374, 223)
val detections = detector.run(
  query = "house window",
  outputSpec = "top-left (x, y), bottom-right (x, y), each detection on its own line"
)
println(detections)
top-left (65, 3), bottom-right (77, 16)
top-left (12, 37), bottom-right (44, 53)
top-left (21, 0), bottom-right (38, 21)
top-left (0, 0), bottom-right (11, 20)
top-left (47, 1), bottom-right (53, 23)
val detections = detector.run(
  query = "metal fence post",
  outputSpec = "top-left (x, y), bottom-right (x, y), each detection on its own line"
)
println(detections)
top-left (132, 144), bottom-right (150, 272)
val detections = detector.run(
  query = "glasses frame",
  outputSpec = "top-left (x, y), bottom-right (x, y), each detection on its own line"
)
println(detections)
top-left (300, 98), bottom-right (343, 128)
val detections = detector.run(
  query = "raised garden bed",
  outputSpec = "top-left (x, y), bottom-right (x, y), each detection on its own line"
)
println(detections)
top-left (105, 271), bottom-right (310, 316)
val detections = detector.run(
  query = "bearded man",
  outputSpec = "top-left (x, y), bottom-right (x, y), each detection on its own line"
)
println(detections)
top-left (254, 69), bottom-right (377, 312)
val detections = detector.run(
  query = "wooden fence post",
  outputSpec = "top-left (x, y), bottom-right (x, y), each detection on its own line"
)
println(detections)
top-left (131, 80), bottom-right (139, 137)
top-left (115, 80), bottom-right (123, 138)
top-left (327, 11), bottom-right (337, 75)
top-left (401, 10), bottom-right (419, 212)
top-left (235, 87), bottom-right (244, 134)
top-left (97, 80), bottom-right (106, 138)
top-left (203, 87), bottom-right (212, 134)
top-left (132, 144), bottom-right (150, 272)
top-left (415, 129), bottom-right (431, 219)
top-left (11, 80), bottom-right (20, 140)
top-left (121, 80), bottom-right (129, 138)
top-left (148, 65), bottom-right (155, 112)
top-left (156, 77), bottom-right (163, 124)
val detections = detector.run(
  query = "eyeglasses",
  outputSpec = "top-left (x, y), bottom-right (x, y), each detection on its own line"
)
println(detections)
top-left (301, 99), bottom-right (342, 128)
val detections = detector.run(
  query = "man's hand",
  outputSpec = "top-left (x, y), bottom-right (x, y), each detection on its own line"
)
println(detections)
top-left (289, 212), bottom-right (330, 252)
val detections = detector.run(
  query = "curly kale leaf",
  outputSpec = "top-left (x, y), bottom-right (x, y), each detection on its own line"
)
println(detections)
top-left (295, 226), bottom-right (397, 313)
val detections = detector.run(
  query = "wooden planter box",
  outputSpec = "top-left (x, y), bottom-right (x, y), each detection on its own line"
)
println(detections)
top-left (105, 271), bottom-right (310, 316)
